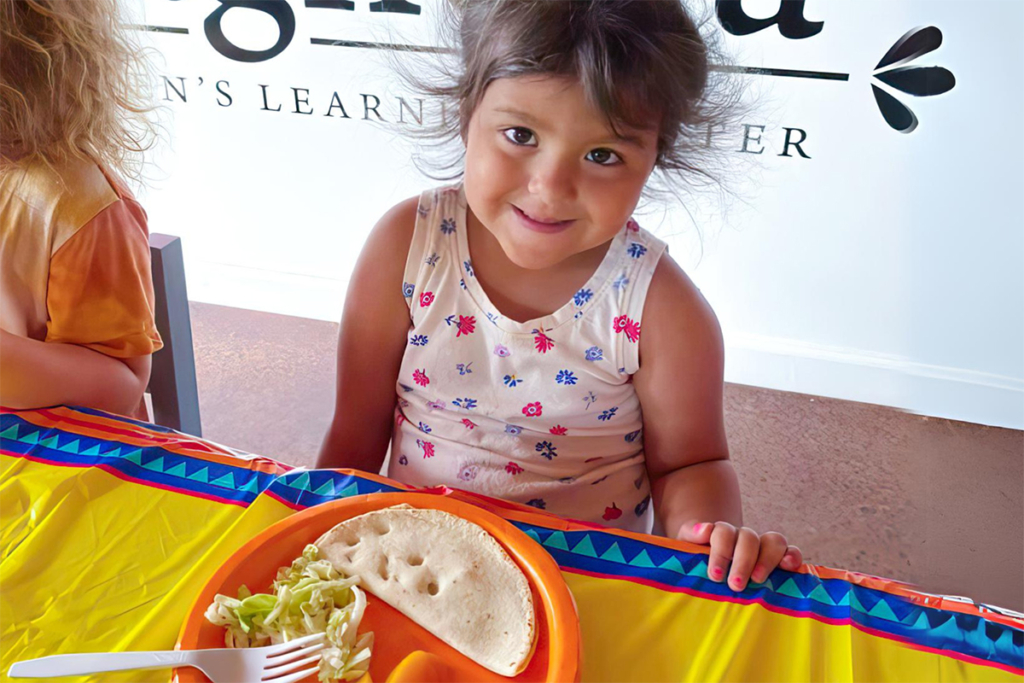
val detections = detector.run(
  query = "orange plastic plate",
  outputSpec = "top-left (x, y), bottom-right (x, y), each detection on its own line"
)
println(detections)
top-left (175, 492), bottom-right (580, 682)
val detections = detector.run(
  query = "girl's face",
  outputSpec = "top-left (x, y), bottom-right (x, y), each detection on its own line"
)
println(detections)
top-left (463, 75), bottom-right (660, 270)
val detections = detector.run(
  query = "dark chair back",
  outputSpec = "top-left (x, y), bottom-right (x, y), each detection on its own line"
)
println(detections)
top-left (149, 234), bottom-right (202, 436)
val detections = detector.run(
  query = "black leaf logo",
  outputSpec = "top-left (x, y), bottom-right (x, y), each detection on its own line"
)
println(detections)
top-left (871, 26), bottom-right (955, 133)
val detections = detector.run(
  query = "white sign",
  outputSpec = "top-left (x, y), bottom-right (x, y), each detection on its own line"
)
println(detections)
top-left (132, 0), bottom-right (1024, 429)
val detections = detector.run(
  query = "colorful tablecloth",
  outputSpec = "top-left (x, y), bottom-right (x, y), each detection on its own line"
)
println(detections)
top-left (2, 406), bottom-right (1022, 682)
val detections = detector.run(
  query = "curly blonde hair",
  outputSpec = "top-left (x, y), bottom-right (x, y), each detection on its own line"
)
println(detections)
top-left (0, 0), bottom-right (155, 185)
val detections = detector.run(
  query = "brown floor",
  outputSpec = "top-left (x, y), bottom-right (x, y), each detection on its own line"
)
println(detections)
top-left (190, 302), bottom-right (1024, 612)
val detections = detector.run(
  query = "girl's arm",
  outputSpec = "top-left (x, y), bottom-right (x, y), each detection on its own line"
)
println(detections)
top-left (0, 329), bottom-right (150, 415)
top-left (634, 255), bottom-right (801, 590)
top-left (316, 196), bottom-right (420, 472)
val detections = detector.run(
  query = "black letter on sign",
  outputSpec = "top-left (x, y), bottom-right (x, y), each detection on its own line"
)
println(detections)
top-left (162, 76), bottom-right (187, 102)
top-left (205, 0), bottom-right (295, 63)
top-left (362, 94), bottom-right (385, 121)
top-left (292, 88), bottom-right (314, 115)
top-left (215, 80), bottom-right (233, 107)
top-left (259, 85), bottom-right (282, 112)
top-left (779, 127), bottom-right (810, 158)
top-left (325, 93), bottom-right (351, 118)
top-left (739, 124), bottom-right (765, 154)
top-left (716, 0), bottom-right (823, 39)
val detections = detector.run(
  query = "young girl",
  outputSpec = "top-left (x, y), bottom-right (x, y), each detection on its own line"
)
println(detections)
top-left (319, 0), bottom-right (802, 591)
top-left (0, 0), bottom-right (162, 416)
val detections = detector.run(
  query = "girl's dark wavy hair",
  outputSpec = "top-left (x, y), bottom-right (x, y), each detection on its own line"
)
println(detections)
top-left (388, 0), bottom-right (748, 206)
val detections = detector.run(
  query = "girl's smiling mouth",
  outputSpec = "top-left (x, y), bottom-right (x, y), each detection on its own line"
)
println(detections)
top-left (512, 205), bottom-right (576, 234)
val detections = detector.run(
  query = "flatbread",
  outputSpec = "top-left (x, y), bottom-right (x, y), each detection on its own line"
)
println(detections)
top-left (314, 504), bottom-right (536, 676)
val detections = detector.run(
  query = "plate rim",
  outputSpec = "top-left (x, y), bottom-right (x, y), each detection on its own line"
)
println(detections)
top-left (174, 491), bottom-right (581, 683)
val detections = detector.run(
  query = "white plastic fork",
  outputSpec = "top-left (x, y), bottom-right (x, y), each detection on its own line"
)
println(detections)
top-left (7, 632), bottom-right (326, 682)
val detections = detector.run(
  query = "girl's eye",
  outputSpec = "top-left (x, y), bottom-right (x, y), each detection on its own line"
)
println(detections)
top-left (502, 127), bottom-right (536, 146)
top-left (586, 148), bottom-right (622, 166)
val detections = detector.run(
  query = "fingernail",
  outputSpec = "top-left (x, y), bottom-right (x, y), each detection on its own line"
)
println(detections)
top-left (751, 565), bottom-right (766, 583)
top-left (693, 523), bottom-right (703, 534)
top-left (730, 577), bottom-right (745, 590)
top-left (710, 566), bottom-right (723, 580)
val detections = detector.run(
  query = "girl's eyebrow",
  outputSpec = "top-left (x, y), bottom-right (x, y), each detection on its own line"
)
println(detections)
top-left (491, 106), bottom-right (647, 149)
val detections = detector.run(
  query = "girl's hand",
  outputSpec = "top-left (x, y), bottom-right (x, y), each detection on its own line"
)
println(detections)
top-left (677, 522), bottom-right (803, 591)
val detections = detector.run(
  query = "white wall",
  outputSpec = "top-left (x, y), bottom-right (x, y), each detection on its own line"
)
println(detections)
top-left (133, 0), bottom-right (1024, 429)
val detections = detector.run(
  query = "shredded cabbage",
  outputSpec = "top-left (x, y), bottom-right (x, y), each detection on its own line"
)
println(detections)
top-left (205, 544), bottom-right (374, 682)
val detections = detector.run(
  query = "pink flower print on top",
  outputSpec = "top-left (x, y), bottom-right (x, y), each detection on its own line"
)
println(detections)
top-left (462, 418), bottom-right (477, 430)
top-left (613, 315), bottom-right (641, 343)
top-left (522, 402), bottom-right (543, 417)
top-left (413, 369), bottom-right (430, 386)
top-left (420, 291), bottom-right (435, 307)
top-left (456, 315), bottom-right (476, 337)
top-left (505, 462), bottom-right (524, 475)
top-left (494, 344), bottom-right (511, 357)
top-left (626, 218), bottom-right (640, 233)
top-left (533, 329), bottom-right (555, 354)
top-left (549, 425), bottom-right (568, 436)
top-left (417, 439), bottom-right (435, 458)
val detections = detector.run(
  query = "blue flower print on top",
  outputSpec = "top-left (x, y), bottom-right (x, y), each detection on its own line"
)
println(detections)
top-left (582, 391), bottom-right (598, 410)
top-left (585, 346), bottom-right (604, 362)
top-left (399, 383), bottom-right (415, 393)
top-left (453, 397), bottom-right (478, 410)
top-left (440, 217), bottom-right (456, 234)
top-left (402, 282), bottom-right (415, 298)
top-left (535, 441), bottom-right (557, 459)
top-left (613, 274), bottom-right (630, 290)
top-left (526, 498), bottom-right (547, 510)
top-left (456, 362), bottom-right (473, 376)
top-left (635, 494), bottom-right (651, 517)
top-left (598, 407), bottom-right (618, 421)
top-left (573, 288), bottom-right (594, 307)
top-left (425, 252), bottom-right (440, 267)
top-left (555, 369), bottom-right (578, 386)
top-left (460, 278), bottom-right (467, 290)
top-left (503, 374), bottom-right (521, 388)
top-left (627, 242), bottom-right (647, 258)
top-left (505, 424), bottom-right (523, 436)
top-left (464, 260), bottom-right (475, 277)
top-left (409, 334), bottom-right (429, 347)
top-left (418, 421), bottom-right (432, 434)
top-left (624, 429), bottom-right (642, 443)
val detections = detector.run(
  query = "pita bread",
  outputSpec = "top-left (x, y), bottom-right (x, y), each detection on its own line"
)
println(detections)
top-left (314, 504), bottom-right (536, 676)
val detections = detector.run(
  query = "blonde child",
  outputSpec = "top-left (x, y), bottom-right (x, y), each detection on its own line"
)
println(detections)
top-left (0, 0), bottom-right (162, 416)
top-left (319, 0), bottom-right (802, 591)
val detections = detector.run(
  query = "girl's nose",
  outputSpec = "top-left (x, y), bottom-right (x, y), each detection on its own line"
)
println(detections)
top-left (527, 155), bottom-right (577, 206)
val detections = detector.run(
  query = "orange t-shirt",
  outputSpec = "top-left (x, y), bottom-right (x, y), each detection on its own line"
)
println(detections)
top-left (0, 155), bottom-right (163, 358)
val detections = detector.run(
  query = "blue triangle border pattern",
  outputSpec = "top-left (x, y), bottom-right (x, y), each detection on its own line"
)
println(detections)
top-left (513, 522), bottom-right (1023, 672)
top-left (1, 414), bottom-right (275, 505)
top-left (268, 471), bottom-right (404, 508)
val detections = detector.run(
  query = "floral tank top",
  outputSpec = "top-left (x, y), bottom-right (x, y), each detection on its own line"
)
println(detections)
top-left (389, 184), bottom-right (668, 533)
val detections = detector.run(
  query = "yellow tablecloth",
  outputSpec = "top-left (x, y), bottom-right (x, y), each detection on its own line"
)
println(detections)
top-left (2, 406), bottom-right (1022, 682)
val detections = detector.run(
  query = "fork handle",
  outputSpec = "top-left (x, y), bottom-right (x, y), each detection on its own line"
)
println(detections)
top-left (8, 650), bottom-right (191, 678)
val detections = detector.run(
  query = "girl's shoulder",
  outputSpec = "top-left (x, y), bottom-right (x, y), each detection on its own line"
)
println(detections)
top-left (639, 250), bottom-right (723, 370)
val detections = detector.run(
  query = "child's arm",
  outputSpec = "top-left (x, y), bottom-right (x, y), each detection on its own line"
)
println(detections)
top-left (635, 255), bottom-right (802, 590)
top-left (316, 197), bottom-right (419, 472)
top-left (0, 329), bottom-right (150, 414)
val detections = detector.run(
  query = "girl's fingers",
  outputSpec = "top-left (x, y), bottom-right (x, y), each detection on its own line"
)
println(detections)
top-left (676, 521), bottom-right (715, 545)
top-left (707, 522), bottom-right (736, 582)
top-left (781, 545), bottom-right (803, 570)
top-left (749, 532), bottom-right (789, 585)
top-left (726, 527), bottom-right (761, 591)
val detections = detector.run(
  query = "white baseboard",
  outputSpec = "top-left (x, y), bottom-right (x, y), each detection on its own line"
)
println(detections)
top-left (184, 261), bottom-right (1024, 431)
top-left (727, 333), bottom-right (1024, 430)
